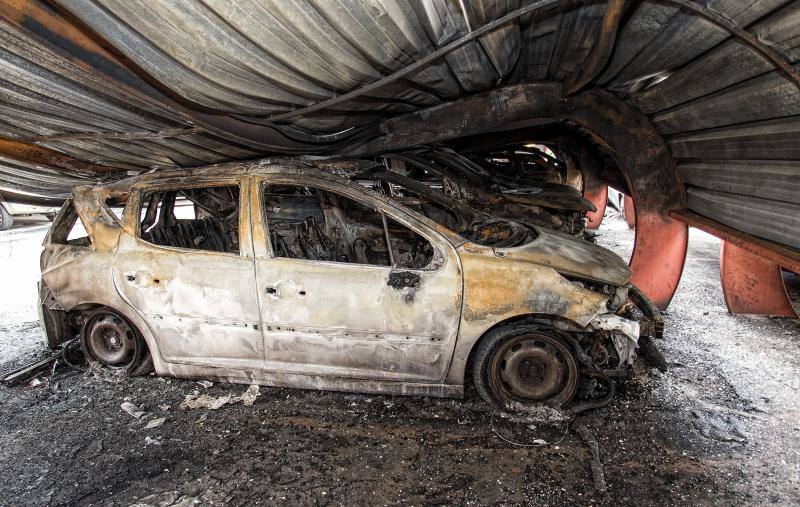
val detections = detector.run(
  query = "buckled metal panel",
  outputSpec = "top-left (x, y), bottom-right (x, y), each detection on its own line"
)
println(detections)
top-left (0, 0), bottom-right (797, 254)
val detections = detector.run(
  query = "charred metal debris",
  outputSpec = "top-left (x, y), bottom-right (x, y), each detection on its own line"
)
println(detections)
top-left (366, 147), bottom-right (595, 240)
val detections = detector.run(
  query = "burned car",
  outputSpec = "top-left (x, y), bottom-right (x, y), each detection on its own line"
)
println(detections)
top-left (38, 159), bottom-right (661, 412)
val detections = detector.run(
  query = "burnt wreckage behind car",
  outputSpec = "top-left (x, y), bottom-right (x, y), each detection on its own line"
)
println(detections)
top-left (38, 158), bottom-right (662, 412)
top-left (375, 148), bottom-right (595, 237)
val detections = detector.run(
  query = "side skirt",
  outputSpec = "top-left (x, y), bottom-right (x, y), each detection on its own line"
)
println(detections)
top-left (158, 362), bottom-right (464, 399)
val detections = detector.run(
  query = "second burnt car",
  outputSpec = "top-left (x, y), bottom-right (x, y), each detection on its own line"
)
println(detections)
top-left (38, 158), bottom-right (662, 412)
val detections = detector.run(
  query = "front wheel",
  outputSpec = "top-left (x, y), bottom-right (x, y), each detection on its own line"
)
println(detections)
top-left (472, 325), bottom-right (579, 411)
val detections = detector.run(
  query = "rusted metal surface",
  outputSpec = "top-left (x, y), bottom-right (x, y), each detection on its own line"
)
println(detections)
top-left (671, 209), bottom-right (800, 275)
top-left (0, 0), bottom-right (341, 159)
top-left (630, 212), bottom-right (688, 311)
top-left (0, 137), bottom-right (120, 175)
top-left (584, 184), bottom-right (608, 230)
top-left (623, 195), bottom-right (636, 229)
top-left (39, 159), bottom-right (652, 402)
top-left (28, 127), bottom-right (205, 142)
top-left (720, 241), bottom-right (797, 317)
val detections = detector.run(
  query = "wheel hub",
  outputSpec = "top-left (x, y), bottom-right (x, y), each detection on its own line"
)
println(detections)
top-left (490, 332), bottom-right (578, 407)
top-left (85, 314), bottom-right (137, 368)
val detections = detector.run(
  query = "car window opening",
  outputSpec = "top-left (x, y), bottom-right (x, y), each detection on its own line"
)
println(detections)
top-left (263, 184), bottom-right (434, 269)
top-left (139, 185), bottom-right (239, 254)
top-left (50, 201), bottom-right (90, 247)
top-left (105, 194), bottom-right (127, 222)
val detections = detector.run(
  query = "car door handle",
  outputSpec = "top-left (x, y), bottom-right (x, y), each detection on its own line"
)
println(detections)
top-left (265, 281), bottom-right (304, 299)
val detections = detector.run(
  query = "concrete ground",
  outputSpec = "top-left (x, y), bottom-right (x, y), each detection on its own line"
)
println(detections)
top-left (0, 211), bottom-right (798, 505)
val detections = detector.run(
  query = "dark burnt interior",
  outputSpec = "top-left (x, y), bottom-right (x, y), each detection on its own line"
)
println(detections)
top-left (373, 147), bottom-right (593, 238)
top-left (264, 184), bottom-right (434, 270)
top-left (139, 186), bottom-right (240, 254)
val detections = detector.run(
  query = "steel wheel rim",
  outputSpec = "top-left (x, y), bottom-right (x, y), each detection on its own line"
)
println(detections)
top-left (85, 314), bottom-right (138, 369)
top-left (488, 332), bottom-right (578, 408)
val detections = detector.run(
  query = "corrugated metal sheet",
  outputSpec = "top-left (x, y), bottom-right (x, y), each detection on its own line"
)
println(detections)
top-left (0, 155), bottom-right (92, 198)
top-left (0, 15), bottom-right (263, 174)
top-left (0, 0), bottom-right (798, 252)
top-left (687, 187), bottom-right (800, 250)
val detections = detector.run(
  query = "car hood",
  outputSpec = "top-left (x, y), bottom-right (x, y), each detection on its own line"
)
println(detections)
top-left (488, 227), bottom-right (631, 286)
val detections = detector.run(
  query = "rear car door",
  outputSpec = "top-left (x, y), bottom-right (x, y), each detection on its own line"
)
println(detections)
top-left (250, 174), bottom-right (463, 383)
top-left (113, 177), bottom-right (263, 370)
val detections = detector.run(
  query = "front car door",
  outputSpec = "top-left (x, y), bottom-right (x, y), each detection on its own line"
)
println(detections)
top-left (250, 173), bottom-right (463, 382)
top-left (113, 177), bottom-right (264, 370)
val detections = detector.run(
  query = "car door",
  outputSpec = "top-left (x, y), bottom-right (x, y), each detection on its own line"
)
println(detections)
top-left (112, 177), bottom-right (264, 370)
top-left (250, 174), bottom-right (463, 382)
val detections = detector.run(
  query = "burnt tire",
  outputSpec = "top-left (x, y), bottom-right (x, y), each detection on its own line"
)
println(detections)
top-left (472, 325), bottom-right (579, 411)
top-left (0, 204), bottom-right (12, 231)
top-left (81, 308), bottom-right (151, 375)
top-left (638, 336), bottom-right (668, 372)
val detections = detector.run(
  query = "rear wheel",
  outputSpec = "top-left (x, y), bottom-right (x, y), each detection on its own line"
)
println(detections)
top-left (81, 308), bottom-right (152, 375)
top-left (0, 204), bottom-right (13, 231)
top-left (473, 325), bottom-right (578, 410)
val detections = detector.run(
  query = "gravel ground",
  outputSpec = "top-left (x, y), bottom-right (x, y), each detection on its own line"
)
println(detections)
top-left (0, 212), bottom-right (798, 506)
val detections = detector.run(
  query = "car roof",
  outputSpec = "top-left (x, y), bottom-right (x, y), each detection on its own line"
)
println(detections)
top-left (76, 157), bottom-right (468, 247)
top-left (92, 157), bottom-right (380, 193)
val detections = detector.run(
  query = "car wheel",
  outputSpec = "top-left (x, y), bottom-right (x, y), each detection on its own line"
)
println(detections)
top-left (472, 325), bottom-right (579, 411)
top-left (0, 204), bottom-right (13, 231)
top-left (81, 308), bottom-right (152, 375)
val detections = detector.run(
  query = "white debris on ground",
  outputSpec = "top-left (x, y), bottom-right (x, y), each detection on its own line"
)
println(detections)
top-left (502, 402), bottom-right (574, 424)
top-left (144, 417), bottom-right (166, 429)
top-left (120, 402), bottom-right (147, 419)
top-left (180, 384), bottom-right (261, 410)
top-left (238, 384), bottom-right (260, 406)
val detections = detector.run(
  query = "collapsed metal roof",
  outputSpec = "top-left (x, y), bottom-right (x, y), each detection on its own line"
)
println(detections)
top-left (0, 0), bottom-right (798, 252)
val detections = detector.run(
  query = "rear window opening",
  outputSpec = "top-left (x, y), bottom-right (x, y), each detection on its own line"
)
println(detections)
top-left (50, 201), bottom-right (90, 247)
top-left (139, 185), bottom-right (240, 254)
top-left (105, 194), bottom-right (127, 222)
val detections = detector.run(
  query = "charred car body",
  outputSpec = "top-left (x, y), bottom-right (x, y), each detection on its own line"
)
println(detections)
top-left (38, 159), bottom-right (661, 412)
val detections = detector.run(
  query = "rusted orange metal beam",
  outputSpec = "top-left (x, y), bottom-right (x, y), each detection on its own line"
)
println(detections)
top-left (629, 212), bottom-right (688, 311)
top-left (671, 209), bottom-right (800, 274)
top-left (720, 241), bottom-right (797, 317)
top-left (0, 136), bottom-right (122, 175)
top-left (623, 194), bottom-right (636, 229)
top-left (584, 183), bottom-right (607, 230)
